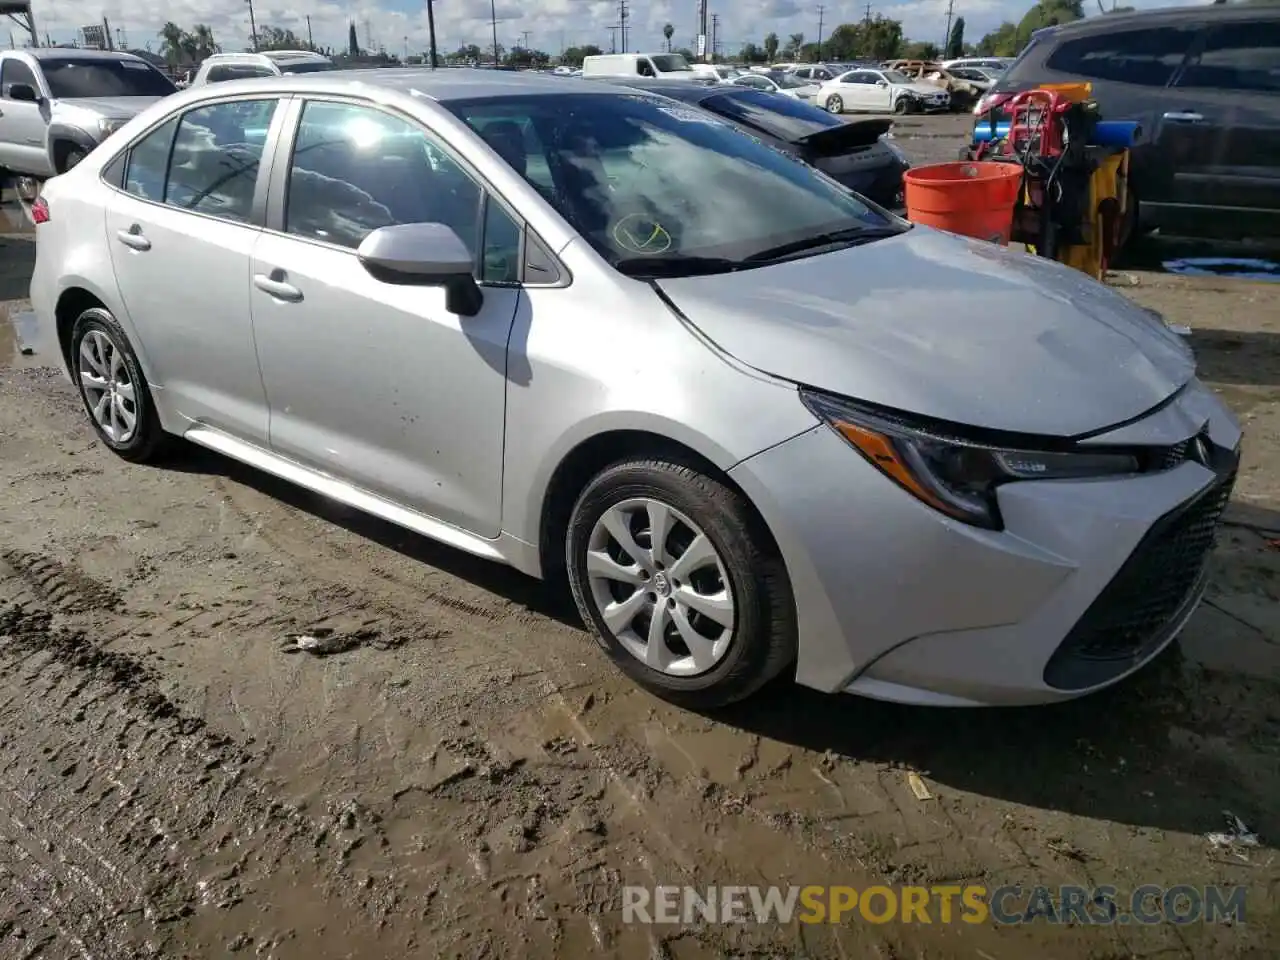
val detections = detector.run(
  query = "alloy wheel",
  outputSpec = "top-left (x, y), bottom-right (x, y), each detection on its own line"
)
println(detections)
top-left (585, 497), bottom-right (736, 677)
top-left (77, 329), bottom-right (139, 444)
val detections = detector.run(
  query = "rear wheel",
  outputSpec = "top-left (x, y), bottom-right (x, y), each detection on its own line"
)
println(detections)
top-left (70, 308), bottom-right (170, 463)
top-left (825, 94), bottom-right (844, 114)
top-left (566, 458), bottom-right (796, 709)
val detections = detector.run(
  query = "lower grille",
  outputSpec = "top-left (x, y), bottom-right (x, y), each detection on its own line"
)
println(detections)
top-left (1043, 465), bottom-right (1236, 691)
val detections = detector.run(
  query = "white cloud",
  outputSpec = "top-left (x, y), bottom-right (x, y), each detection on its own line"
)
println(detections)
top-left (14, 0), bottom-right (1202, 58)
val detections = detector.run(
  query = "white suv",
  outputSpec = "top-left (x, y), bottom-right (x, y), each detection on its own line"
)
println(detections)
top-left (189, 51), bottom-right (334, 86)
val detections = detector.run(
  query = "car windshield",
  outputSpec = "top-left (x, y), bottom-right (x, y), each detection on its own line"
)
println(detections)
top-left (704, 90), bottom-right (843, 141)
top-left (651, 54), bottom-right (693, 73)
top-left (881, 70), bottom-right (912, 84)
top-left (773, 73), bottom-right (811, 89)
top-left (277, 61), bottom-right (335, 74)
top-left (448, 93), bottom-right (901, 275)
top-left (42, 58), bottom-right (177, 98)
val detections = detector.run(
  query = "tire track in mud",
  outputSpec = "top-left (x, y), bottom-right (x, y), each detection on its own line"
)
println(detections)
top-left (1, 549), bottom-right (122, 615)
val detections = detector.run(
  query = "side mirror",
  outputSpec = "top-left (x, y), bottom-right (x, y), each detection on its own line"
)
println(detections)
top-left (876, 80), bottom-right (888, 87)
top-left (356, 223), bottom-right (484, 317)
top-left (8, 83), bottom-right (41, 103)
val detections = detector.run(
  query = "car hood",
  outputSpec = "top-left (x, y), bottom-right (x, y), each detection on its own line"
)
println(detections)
top-left (654, 227), bottom-right (1195, 437)
top-left (52, 96), bottom-right (165, 120)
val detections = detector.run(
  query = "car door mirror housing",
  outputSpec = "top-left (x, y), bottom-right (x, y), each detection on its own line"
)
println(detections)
top-left (877, 80), bottom-right (888, 87)
top-left (8, 83), bottom-right (41, 103)
top-left (356, 223), bottom-right (484, 316)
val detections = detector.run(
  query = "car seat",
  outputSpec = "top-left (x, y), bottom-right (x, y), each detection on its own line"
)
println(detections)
top-left (479, 121), bottom-right (528, 177)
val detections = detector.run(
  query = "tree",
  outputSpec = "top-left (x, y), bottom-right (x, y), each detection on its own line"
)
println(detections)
top-left (348, 21), bottom-right (359, 57)
top-left (663, 23), bottom-right (674, 52)
top-left (823, 17), bottom-right (904, 60)
top-left (739, 42), bottom-right (767, 63)
top-left (255, 25), bottom-right (305, 51)
top-left (946, 17), bottom-right (965, 59)
top-left (158, 22), bottom-right (184, 66)
top-left (763, 31), bottom-right (780, 61)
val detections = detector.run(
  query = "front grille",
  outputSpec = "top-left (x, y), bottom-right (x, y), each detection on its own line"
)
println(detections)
top-left (1043, 464), bottom-right (1236, 691)
top-left (1160, 439), bottom-right (1191, 470)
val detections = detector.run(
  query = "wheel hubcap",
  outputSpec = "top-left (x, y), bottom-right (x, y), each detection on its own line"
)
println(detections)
top-left (585, 497), bottom-right (735, 677)
top-left (77, 329), bottom-right (138, 443)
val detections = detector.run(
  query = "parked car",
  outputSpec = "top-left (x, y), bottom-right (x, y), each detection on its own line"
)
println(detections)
top-left (941, 56), bottom-right (1015, 72)
top-left (690, 63), bottom-right (741, 82)
top-left (727, 70), bottom-right (821, 101)
top-left (973, 4), bottom-right (1280, 241)
top-left (947, 65), bottom-right (1002, 93)
top-left (580, 52), bottom-right (696, 80)
top-left (785, 63), bottom-right (841, 84)
top-left (0, 49), bottom-right (177, 178)
top-left (30, 69), bottom-right (1240, 710)
top-left (189, 50), bottom-right (334, 86)
top-left (600, 77), bottom-right (908, 209)
top-left (819, 67), bottom-right (951, 115)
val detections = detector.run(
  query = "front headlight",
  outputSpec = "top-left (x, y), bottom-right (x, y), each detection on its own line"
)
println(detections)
top-left (97, 117), bottom-right (127, 138)
top-left (801, 391), bottom-right (1140, 530)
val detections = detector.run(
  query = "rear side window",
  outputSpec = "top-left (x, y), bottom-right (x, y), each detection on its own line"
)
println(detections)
top-left (1176, 20), bottom-right (1280, 93)
top-left (124, 116), bottom-right (179, 201)
top-left (1045, 27), bottom-right (1197, 87)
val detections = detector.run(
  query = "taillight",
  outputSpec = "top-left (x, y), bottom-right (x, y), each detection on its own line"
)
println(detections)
top-left (30, 197), bottom-right (50, 224)
top-left (973, 91), bottom-right (1013, 117)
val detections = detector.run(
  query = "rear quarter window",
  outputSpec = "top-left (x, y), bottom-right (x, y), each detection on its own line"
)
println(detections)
top-left (1043, 26), bottom-right (1198, 87)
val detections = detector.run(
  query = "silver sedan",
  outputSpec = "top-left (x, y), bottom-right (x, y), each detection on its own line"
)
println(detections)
top-left (30, 69), bottom-right (1241, 709)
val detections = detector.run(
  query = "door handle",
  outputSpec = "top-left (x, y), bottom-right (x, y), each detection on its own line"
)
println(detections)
top-left (253, 273), bottom-right (303, 302)
top-left (1162, 111), bottom-right (1204, 123)
top-left (115, 227), bottom-right (151, 251)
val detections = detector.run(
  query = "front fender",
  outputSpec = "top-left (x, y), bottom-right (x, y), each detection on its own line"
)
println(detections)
top-left (45, 120), bottom-right (101, 167)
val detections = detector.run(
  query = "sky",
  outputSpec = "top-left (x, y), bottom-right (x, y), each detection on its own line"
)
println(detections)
top-left (9, 0), bottom-right (1204, 60)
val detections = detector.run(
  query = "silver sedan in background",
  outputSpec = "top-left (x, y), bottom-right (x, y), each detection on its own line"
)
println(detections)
top-left (30, 70), bottom-right (1240, 709)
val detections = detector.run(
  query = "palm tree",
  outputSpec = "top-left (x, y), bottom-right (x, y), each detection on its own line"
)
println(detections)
top-left (191, 24), bottom-right (219, 59)
top-left (663, 23), bottom-right (674, 52)
top-left (158, 21), bottom-right (184, 67)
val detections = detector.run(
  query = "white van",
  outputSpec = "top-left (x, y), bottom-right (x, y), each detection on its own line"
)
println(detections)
top-left (580, 52), bottom-right (696, 80)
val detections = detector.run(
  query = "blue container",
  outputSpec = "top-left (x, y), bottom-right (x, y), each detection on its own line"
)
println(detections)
top-left (972, 119), bottom-right (1140, 147)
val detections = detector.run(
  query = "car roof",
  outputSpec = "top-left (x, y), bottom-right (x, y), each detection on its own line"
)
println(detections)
top-left (177, 67), bottom-right (642, 103)
top-left (26, 48), bottom-right (146, 62)
top-left (591, 78), bottom-right (727, 102)
top-left (1044, 2), bottom-right (1275, 36)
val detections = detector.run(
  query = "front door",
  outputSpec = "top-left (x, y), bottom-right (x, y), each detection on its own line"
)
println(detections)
top-left (250, 98), bottom-right (520, 537)
top-left (1163, 17), bottom-right (1280, 231)
top-left (0, 57), bottom-right (53, 176)
top-left (104, 97), bottom-right (283, 443)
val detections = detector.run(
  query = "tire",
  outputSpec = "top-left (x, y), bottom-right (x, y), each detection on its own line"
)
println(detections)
top-left (893, 96), bottom-right (912, 115)
top-left (60, 147), bottom-right (87, 173)
top-left (825, 95), bottom-right (843, 114)
top-left (70, 308), bottom-right (169, 463)
top-left (566, 458), bottom-right (797, 710)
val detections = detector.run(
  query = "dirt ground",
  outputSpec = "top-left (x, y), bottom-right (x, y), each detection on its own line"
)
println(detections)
top-left (2, 119), bottom-right (1279, 959)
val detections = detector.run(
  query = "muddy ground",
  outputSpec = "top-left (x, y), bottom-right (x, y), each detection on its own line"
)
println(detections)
top-left (2, 120), bottom-right (1279, 959)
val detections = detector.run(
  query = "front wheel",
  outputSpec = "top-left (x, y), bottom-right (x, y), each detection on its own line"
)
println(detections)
top-left (60, 147), bottom-right (87, 172)
top-left (566, 458), bottom-right (796, 709)
top-left (71, 308), bottom-right (170, 463)
top-left (893, 96), bottom-right (913, 115)
top-left (825, 94), bottom-right (844, 114)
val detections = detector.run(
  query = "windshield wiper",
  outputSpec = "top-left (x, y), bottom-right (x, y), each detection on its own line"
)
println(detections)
top-left (613, 255), bottom-right (744, 278)
top-left (744, 225), bottom-right (905, 264)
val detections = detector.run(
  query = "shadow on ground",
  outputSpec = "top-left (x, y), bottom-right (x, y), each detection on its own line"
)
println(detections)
top-left (154, 438), bottom-right (1280, 843)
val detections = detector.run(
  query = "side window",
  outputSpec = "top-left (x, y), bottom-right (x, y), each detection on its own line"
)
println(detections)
top-left (637, 60), bottom-right (655, 77)
top-left (1045, 27), bottom-right (1196, 87)
top-left (284, 100), bottom-right (481, 253)
top-left (0, 58), bottom-right (39, 97)
top-left (164, 99), bottom-right (278, 223)
top-left (123, 116), bottom-right (179, 201)
top-left (480, 197), bottom-right (522, 284)
top-left (1176, 21), bottom-right (1280, 93)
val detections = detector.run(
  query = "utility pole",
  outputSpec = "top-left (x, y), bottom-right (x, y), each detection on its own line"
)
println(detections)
top-left (489, 0), bottom-right (499, 63)
top-left (864, 2), bottom-right (873, 26)
top-left (698, 0), bottom-right (709, 61)
top-left (520, 30), bottom-right (531, 49)
top-left (710, 13), bottom-right (719, 61)
top-left (817, 5), bottom-right (825, 62)
top-left (942, 0), bottom-right (955, 54)
top-left (246, 0), bottom-right (259, 52)
top-left (619, 1), bottom-right (628, 55)
top-left (306, 15), bottom-right (313, 49)
top-left (608, 24), bottom-right (618, 53)
top-left (427, 0), bottom-right (439, 68)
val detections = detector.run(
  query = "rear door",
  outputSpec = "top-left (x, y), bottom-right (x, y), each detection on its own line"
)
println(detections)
top-left (1163, 15), bottom-right (1280, 233)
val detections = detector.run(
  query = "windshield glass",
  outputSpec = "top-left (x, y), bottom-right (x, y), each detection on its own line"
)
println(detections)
top-left (278, 61), bottom-right (335, 74)
top-left (449, 93), bottom-right (900, 273)
top-left (651, 54), bottom-right (693, 73)
top-left (881, 70), bottom-right (912, 84)
top-left (773, 72), bottom-right (811, 89)
top-left (704, 90), bottom-right (843, 141)
top-left (42, 58), bottom-right (177, 98)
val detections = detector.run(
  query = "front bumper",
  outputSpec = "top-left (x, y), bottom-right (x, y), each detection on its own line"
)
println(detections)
top-left (728, 379), bottom-right (1242, 706)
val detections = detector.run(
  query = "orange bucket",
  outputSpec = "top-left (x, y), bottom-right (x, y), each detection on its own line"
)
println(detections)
top-left (903, 161), bottom-right (1023, 245)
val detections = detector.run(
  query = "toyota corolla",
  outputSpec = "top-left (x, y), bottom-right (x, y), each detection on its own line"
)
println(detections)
top-left (28, 69), bottom-right (1241, 709)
